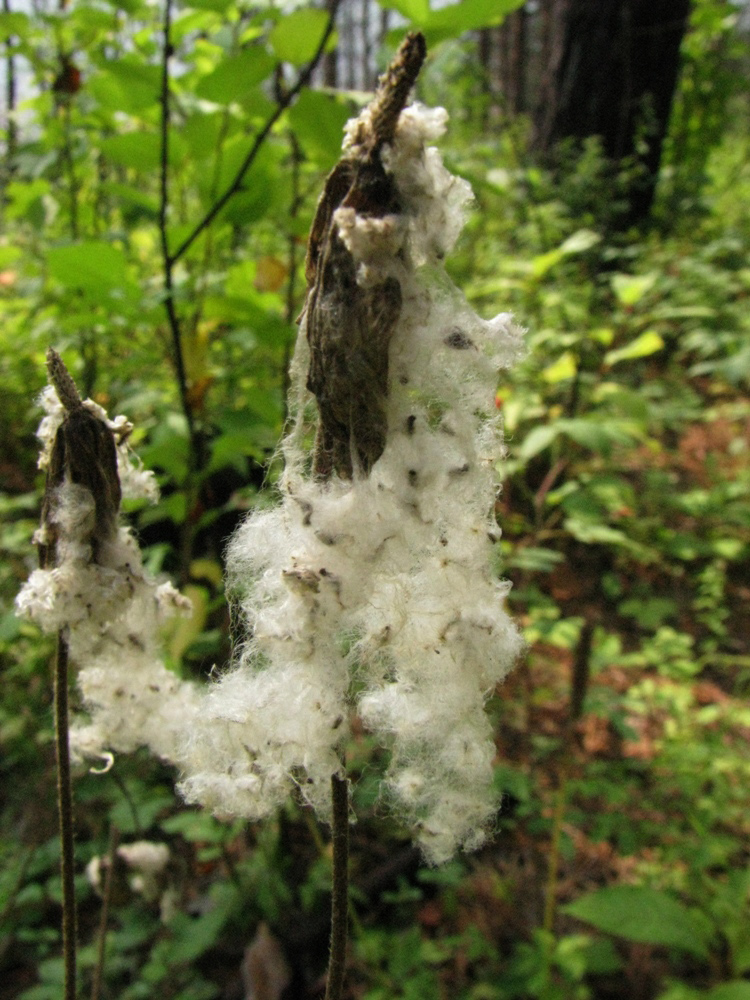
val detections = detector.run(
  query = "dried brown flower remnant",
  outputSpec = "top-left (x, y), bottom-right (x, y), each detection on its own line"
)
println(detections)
top-left (40, 349), bottom-right (121, 567)
top-left (301, 33), bottom-right (426, 480)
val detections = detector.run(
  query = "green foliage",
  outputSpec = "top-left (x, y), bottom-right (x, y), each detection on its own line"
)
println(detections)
top-left (563, 886), bottom-right (710, 958)
top-left (1, 1), bottom-right (750, 998)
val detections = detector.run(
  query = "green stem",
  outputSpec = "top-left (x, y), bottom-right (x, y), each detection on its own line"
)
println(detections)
top-left (54, 629), bottom-right (77, 1000)
top-left (324, 772), bottom-right (349, 1000)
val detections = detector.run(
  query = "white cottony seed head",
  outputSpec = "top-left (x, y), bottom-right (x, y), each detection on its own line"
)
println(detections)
top-left (16, 385), bottom-right (199, 766)
top-left (182, 101), bottom-right (525, 862)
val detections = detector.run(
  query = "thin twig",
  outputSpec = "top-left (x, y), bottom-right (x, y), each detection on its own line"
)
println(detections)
top-left (54, 629), bottom-right (78, 1000)
top-left (90, 825), bottom-right (119, 1000)
top-left (2, 0), bottom-right (17, 169)
top-left (158, 0), bottom-right (196, 459)
top-left (324, 772), bottom-right (349, 1000)
top-left (542, 618), bottom-right (594, 933)
top-left (169, 0), bottom-right (341, 266)
top-left (61, 100), bottom-right (79, 240)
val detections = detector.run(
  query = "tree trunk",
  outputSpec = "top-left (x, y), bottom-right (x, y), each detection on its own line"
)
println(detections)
top-left (322, 0), bottom-right (338, 87)
top-left (533, 0), bottom-right (690, 228)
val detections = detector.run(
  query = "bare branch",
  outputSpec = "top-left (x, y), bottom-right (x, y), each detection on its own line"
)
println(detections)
top-left (158, 0), bottom-right (196, 458)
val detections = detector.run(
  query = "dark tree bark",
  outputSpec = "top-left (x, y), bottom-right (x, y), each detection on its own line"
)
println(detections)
top-left (533, 0), bottom-right (691, 228)
top-left (499, 8), bottom-right (528, 114)
top-left (323, 0), bottom-right (338, 88)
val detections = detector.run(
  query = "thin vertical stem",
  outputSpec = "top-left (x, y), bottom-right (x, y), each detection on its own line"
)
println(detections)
top-left (324, 773), bottom-right (349, 1000)
top-left (158, 0), bottom-right (195, 458)
top-left (54, 629), bottom-right (77, 1000)
top-left (542, 617), bottom-right (594, 933)
top-left (61, 100), bottom-right (79, 240)
top-left (90, 825), bottom-right (119, 1000)
top-left (2, 0), bottom-right (17, 168)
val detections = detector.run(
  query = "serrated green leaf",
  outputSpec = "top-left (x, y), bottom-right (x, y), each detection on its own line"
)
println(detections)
top-left (563, 886), bottom-right (710, 958)
top-left (268, 9), bottom-right (334, 65)
top-left (605, 330), bottom-right (665, 366)
top-left (195, 46), bottom-right (275, 103)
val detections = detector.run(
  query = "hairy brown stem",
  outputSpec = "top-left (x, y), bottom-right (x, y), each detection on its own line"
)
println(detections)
top-left (324, 773), bottom-right (349, 1000)
top-left (54, 629), bottom-right (78, 1000)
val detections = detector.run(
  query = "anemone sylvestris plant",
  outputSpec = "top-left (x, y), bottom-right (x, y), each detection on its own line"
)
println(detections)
top-left (17, 32), bottom-right (524, 996)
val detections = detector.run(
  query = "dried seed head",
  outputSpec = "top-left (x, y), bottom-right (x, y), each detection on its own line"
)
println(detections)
top-left (40, 351), bottom-right (121, 567)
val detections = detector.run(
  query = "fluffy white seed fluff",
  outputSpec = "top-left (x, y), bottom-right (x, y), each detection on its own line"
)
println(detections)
top-left (180, 101), bottom-right (525, 863)
top-left (16, 389), bottom-right (199, 765)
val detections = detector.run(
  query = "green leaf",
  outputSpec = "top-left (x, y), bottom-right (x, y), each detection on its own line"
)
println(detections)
top-left (559, 419), bottom-right (617, 454)
top-left (288, 90), bottom-right (350, 168)
top-left (4, 179), bottom-right (50, 222)
top-left (184, 0), bottom-right (235, 11)
top-left (0, 11), bottom-right (30, 36)
top-left (563, 887), bottom-right (710, 958)
top-left (428, 0), bottom-right (525, 35)
top-left (558, 228), bottom-right (601, 254)
top-left (531, 228), bottom-right (600, 278)
top-left (47, 241), bottom-right (127, 293)
top-left (605, 330), bottom-right (665, 366)
top-left (507, 547), bottom-right (564, 573)
top-left (268, 9), bottom-right (334, 65)
top-left (100, 132), bottom-right (162, 171)
top-left (542, 351), bottom-right (577, 383)
top-left (611, 272), bottom-right (658, 307)
top-left (195, 46), bottom-right (276, 103)
top-left (101, 181), bottom-right (159, 217)
top-left (704, 985), bottom-right (750, 1000)
top-left (377, 0), bottom-right (430, 25)
top-left (90, 57), bottom-right (161, 113)
top-left (619, 597), bottom-right (678, 629)
top-left (517, 424), bottom-right (560, 461)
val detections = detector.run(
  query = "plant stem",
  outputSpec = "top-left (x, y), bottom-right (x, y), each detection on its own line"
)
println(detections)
top-left (542, 771), bottom-right (567, 934)
top-left (324, 772), bottom-right (349, 1000)
top-left (542, 617), bottom-right (594, 933)
top-left (54, 629), bottom-right (78, 1000)
top-left (158, 0), bottom-right (196, 462)
top-left (90, 825), bottom-right (119, 1000)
